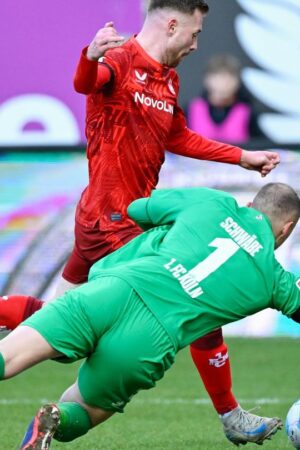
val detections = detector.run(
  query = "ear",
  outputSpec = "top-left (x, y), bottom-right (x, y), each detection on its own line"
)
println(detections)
top-left (274, 220), bottom-right (296, 249)
top-left (282, 220), bottom-right (295, 238)
top-left (246, 201), bottom-right (253, 208)
top-left (167, 19), bottom-right (177, 35)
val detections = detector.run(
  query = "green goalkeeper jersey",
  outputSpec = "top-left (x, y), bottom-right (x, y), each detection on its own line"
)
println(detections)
top-left (89, 188), bottom-right (300, 350)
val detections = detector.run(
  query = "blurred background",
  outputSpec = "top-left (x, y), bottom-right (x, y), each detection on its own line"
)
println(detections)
top-left (1, 0), bottom-right (300, 336)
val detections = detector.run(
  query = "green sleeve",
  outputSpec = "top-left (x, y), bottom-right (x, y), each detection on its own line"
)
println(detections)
top-left (128, 187), bottom-right (228, 230)
top-left (271, 258), bottom-right (300, 316)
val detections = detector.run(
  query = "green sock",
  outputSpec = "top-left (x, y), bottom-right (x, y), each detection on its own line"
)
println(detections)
top-left (54, 402), bottom-right (92, 442)
top-left (0, 352), bottom-right (4, 379)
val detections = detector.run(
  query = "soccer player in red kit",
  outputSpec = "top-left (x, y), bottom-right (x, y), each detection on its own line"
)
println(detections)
top-left (0, 1), bottom-right (280, 444)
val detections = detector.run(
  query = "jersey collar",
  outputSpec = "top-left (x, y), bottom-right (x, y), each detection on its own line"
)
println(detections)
top-left (130, 35), bottom-right (169, 73)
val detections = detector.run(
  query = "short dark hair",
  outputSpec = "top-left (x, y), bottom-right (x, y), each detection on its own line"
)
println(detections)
top-left (253, 182), bottom-right (300, 222)
top-left (148, 0), bottom-right (209, 15)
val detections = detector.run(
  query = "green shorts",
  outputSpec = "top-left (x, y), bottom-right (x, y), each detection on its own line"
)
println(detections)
top-left (24, 276), bottom-right (175, 412)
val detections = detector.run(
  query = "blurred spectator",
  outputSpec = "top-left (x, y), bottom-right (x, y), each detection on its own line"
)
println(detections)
top-left (188, 54), bottom-right (263, 143)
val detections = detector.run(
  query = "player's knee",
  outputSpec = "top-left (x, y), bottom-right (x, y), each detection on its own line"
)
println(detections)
top-left (60, 383), bottom-right (113, 426)
top-left (83, 404), bottom-right (114, 427)
top-left (191, 328), bottom-right (224, 350)
top-left (60, 382), bottom-right (81, 403)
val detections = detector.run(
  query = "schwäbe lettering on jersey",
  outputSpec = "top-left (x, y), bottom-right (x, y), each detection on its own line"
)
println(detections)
top-left (220, 217), bottom-right (263, 257)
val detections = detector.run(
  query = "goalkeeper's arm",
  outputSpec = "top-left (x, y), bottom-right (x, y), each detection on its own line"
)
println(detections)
top-left (127, 198), bottom-right (154, 231)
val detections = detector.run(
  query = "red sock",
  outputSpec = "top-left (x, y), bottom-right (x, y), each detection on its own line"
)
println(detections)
top-left (0, 295), bottom-right (44, 330)
top-left (190, 329), bottom-right (238, 415)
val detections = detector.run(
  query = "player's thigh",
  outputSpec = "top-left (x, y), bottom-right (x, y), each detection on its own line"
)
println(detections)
top-left (21, 276), bottom-right (141, 363)
top-left (78, 291), bottom-right (176, 413)
top-left (62, 222), bottom-right (142, 285)
top-left (0, 325), bottom-right (60, 377)
top-left (22, 291), bottom-right (95, 362)
top-left (21, 278), bottom-right (123, 362)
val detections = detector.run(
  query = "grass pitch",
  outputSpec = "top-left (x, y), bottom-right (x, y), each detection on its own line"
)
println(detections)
top-left (0, 337), bottom-right (299, 449)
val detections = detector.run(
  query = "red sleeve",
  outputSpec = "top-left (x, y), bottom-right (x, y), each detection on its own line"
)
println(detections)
top-left (73, 47), bottom-right (113, 94)
top-left (167, 105), bottom-right (242, 165)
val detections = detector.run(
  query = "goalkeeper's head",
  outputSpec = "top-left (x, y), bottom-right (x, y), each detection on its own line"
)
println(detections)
top-left (252, 182), bottom-right (300, 249)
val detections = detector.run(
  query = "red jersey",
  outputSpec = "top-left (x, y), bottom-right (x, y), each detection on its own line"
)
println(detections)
top-left (73, 37), bottom-right (242, 232)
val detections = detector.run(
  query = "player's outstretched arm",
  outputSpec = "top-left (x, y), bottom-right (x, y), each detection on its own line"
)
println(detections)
top-left (167, 106), bottom-right (280, 174)
top-left (239, 150), bottom-right (280, 177)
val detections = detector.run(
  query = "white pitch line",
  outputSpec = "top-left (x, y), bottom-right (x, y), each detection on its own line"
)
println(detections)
top-left (0, 398), bottom-right (50, 405)
top-left (134, 398), bottom-right (288, 405)
top-left (0, 397), bottom-right (292, 406)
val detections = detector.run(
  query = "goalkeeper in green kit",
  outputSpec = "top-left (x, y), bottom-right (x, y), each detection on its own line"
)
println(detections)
top-left (1, 182), bottom-right (300, 449)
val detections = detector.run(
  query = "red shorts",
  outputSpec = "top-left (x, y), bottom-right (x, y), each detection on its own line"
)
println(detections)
top-left (62, 221), bottom-right (142, 284)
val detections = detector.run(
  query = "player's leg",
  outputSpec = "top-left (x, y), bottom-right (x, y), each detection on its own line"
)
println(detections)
top-left (0, 235), bottom-right (90, 331)
top-left (0, 223), bottom-right (142, 330)
top-left (59, 381), bottom-right (114, 425)
top-left (59, 220), bottom-right (114, 290)
top-left (1, 289), bottom-right (100, 448)
top-left (220, 404), bottom-right (283, 445)
top-left (0, 240), bottom-right (88, 331)
top-left (54, 221), bottom-right (93, 297)
top-left (77, 284), bottom-right (175, 415)
top-left (0, 295), bottom-right (44, 330)
top-left (190, 329), bottom-right (283, 444)
top-left (16, 278), bottom-right (116, 449)
top-left (20, 278), bottom-right (175, 448)
top-left (0, 221), bottom-right (93, 332)
top-left (19, 382), bottom-right (113, 449)
top-left (53, 221), bottom-right (142, 298)
top-left (0, 325), bottom-right (61, 379)
top-left (190, 328), bottom-right (237, 414)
